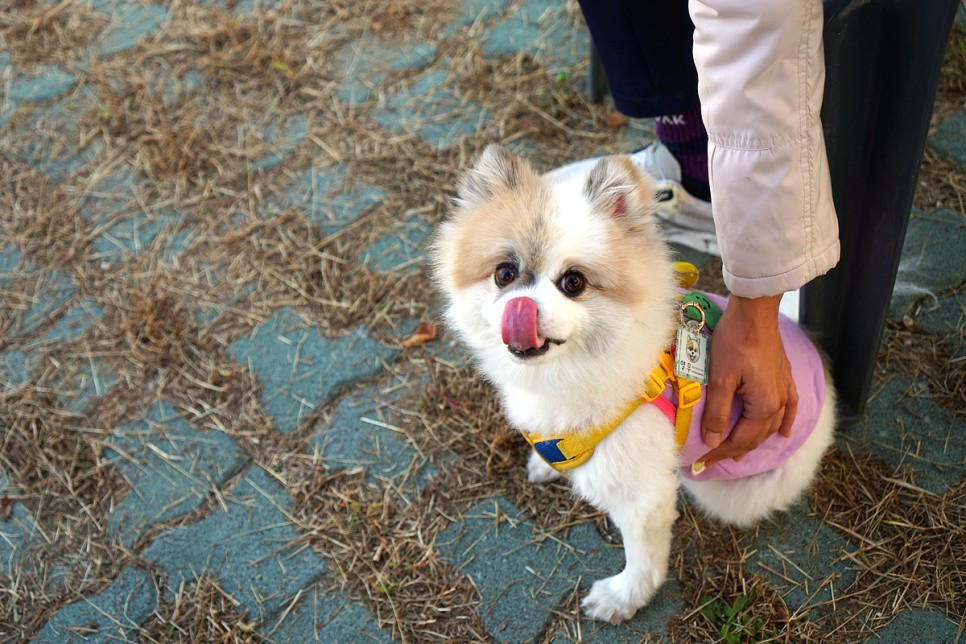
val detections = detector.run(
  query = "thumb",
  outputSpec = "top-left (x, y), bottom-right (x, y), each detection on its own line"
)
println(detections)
top-left (701, 380), bottom-right (735, 448)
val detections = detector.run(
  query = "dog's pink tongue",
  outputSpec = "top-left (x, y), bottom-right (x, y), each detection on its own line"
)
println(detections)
top-left (501, 297), bottom-right (543, 350)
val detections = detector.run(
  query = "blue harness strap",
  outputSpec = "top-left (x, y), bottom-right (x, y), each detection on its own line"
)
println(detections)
top-left (532, 439), bottom-right (567, 465)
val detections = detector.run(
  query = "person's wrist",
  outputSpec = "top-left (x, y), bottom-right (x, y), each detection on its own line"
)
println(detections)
top-left (723, 294), bottom-right (783, 343)
top-left (727, 294), bottom-right (782, 322)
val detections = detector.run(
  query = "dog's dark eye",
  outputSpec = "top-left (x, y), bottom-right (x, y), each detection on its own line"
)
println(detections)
top-left (494, 262), bottom-right (518, 288)
top-left (559, 270), bottom-right (586, 297)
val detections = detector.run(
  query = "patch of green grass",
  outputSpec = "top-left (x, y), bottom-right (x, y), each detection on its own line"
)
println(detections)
top-left (346, 495), bottom-right (383, 530)
top-left (553, 69), bottom-right (571, 90)
top-left (699, 589), bottom-right (773, 643)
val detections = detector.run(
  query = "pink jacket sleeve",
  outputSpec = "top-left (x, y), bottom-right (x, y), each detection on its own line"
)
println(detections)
top-left (689, 0), bottom-right (840, 298)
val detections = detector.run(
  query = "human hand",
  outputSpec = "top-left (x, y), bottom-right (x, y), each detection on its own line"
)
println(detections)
top-left (698, 294), bottom-right (798, 469)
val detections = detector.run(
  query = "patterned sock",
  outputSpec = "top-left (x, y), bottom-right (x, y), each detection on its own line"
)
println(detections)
top-left (654, 106), bottom-right (710, 201)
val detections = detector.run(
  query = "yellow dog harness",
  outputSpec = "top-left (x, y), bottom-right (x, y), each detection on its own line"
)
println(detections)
top-left (520, 262), bottom-right (706, 474)
top-left (520, 350), bottom-right (701, 472)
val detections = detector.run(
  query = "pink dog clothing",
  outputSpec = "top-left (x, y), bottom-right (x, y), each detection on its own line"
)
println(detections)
top-left (672, 293), bottom-right (826, 481)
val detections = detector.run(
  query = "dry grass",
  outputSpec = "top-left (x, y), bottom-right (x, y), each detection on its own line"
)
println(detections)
top-left (121, 278), bottom-right (196, 367)
top-left (287, 464), bottom-right (493, 642)
top-left (878, 288), bottom-right (966, 421)
top-left (0, 388), bottom-right (119, 538)
top-left (0, 162), bottom-right (83, 265)
top-left (0, 387), bottom-right (126, 638)
top-left (809, 449), bottom-right (966, 639)
top-left (144, 576), bottom-right (262, 643)
top-left (0, 0), bottom-right (109, 66)
top-left (0, 0), bottom-right (963, 641)
top-left (915, 147), bottom-right (966, 214)
top-left (931, 19), bottom-right (966, 125)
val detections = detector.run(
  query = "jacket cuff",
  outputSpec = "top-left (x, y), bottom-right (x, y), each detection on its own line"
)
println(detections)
top-left (723, 237), bottom-right (840, 298)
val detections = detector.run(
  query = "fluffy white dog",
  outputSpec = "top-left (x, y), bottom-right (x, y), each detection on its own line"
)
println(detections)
top-left (431, 145), bottom-right (835, 624)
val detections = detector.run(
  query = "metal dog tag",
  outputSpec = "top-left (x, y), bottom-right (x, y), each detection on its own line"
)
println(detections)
top-left (675, 301), bottom-right (709, 384)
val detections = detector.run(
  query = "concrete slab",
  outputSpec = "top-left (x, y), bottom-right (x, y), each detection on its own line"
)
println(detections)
top-left (372, 67), bottom-right (489, 149)
top-left (550, 580), bottom-right (682, 643)
top-left (283, 165), bottom-right (384, 235)
top-left (0, 243), bottom-right (19, 275)
top-left (917, 291), bottom-right (965, 359)
top-left (358, 215), bottom-right (433, 273)
top-left (159, 69), bottom-right (203, 108)
top-left (435, 496), bottom-right (681, 642)
top-left (0, 52), bottom-right (12, 129)
top-left (253, 114), bottom-right (309, 171)
top-left (0, 248), bottom-right (75, 342)
top-left (260, 584), bottom-right (394, 643)
top-left (852, 376), bottom-right (965, 494)
top-left (55, 359), bottom-right (117, 413)
top-left (871, 608), bottom-right (961, 642)
top-left (890, 208), bottom-right (966, 318)
top-left (91, 214), bottom-right (182, 260)
top-left (745, 511), bottom-right (857, 616)
top-left (104, 399), bottom-right (249, 547)
top-left (191, 269), bottom-right (257, 325)
top-left (92, 0), bottom-right (169, 57)
top-left (6, 297), bottom-right (109, 398)
top-left (158, 227), bottom-right (195, 263)
top-left (15, 270), bottom-right (77, 338)
top-left (228, 308), bottom-right (396, 434)
top-left (14, 86), bottom-right (103, 179)
top-left (199, 0), bottom-right (286, 17)
top-left (551, 535), bottom-right (682, 643)
top-left (33, 567), bottom-right (158, 643)
top-left (304, 382), bottom-right (436, 491)
top-left (143, 465), bottom-right (327, 624)
top-left (0, 473), bottom-right (44, 577)
top-left (928, 111), bottom-right (966, 165)
top-left (443, 0), bottom-right (513, 37)
top-left (7, 66), bottom-right (77, 103)
top-left (39, 298), bottom-right (105, 344)
top-left (0, 349), bottom-right (31, 390)
top-left (335, 40), bottom-right (437, 106)
top-left (80, 167), bottom-right (182, 261)
top-left (482, 0), bottom-right (582, 68)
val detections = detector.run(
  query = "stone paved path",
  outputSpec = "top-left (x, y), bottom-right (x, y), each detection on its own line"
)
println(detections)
top-left (1, 2), bottom-right (963, 642)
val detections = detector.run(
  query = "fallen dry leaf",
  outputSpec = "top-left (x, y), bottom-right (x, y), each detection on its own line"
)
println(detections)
top-left (605, 111), bottom-right (627, 131)
top-left (401, 322), bottom-right (438, 348)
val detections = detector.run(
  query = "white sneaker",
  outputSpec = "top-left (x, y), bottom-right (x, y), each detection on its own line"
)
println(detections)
top-left (547, 142), bottom-right (719, 256)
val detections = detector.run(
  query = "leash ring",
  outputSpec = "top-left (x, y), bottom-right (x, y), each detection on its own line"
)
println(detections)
top-left (680, 301), bottom-right (706, 333)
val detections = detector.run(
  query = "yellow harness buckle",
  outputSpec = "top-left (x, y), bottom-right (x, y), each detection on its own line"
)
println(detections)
top-left (642, 371), bottom-right (667, 401)
top-left (677, 380), bottom-right (702, 409)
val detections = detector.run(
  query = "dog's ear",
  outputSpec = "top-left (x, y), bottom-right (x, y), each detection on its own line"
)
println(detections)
top-left (584, 156), bottom-right (657, 221)
top-left (457, 144), bottom-right (534, 209)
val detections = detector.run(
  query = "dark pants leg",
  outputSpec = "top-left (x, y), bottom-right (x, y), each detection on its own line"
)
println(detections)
top-left (576, 0), bottom-right (699, 118)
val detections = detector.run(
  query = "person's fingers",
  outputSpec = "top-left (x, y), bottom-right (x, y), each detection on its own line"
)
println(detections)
top-left (697, 439), bottom-right (745, 470)
top-left (700, 415), bottom-right (771, 468)
top-left (768, 407), bottom-right (784, 442)
top-left (778, 378), bottom-right (799, 438)
top-left (701, 374), bottom-right (736, 449)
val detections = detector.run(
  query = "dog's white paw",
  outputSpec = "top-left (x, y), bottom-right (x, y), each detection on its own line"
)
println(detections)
top-left (527, 451), bottom-right (562, 484)
top-left (581, 573), bottom-right (652, 624)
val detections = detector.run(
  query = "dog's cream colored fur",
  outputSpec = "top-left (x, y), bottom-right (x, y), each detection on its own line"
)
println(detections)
top-left (432, 145), bottom-right (835, 624)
